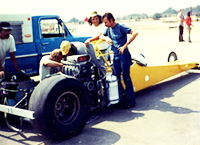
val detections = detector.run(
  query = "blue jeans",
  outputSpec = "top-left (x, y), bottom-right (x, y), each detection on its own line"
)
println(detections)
top-left (113, 52), bottom-right (135, 106)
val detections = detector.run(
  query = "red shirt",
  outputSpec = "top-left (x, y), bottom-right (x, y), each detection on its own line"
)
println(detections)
top-left (185, 16), bottom-right (192, 26)
top-left (84, 17), bottom-right (88, 22)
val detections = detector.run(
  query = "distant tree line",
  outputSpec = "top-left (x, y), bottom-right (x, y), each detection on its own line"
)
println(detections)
top-left (67, 5), bottom-right (200, 23)
top-left (68, 17), bottom-right (82, 24)
top-left (153, 5), bottom-right (200, 20)
top-left (195, 5), bottom-right (200, 17)
top-left (116, 13), bottom-right (148, 21)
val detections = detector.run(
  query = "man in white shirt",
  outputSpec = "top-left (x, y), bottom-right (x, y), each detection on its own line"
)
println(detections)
top-left (39, 49), bottom-right (63, 81)
top-left (0, 22), bottom-right (20, 79)
top-left (85, 11), bottom-right (110, 68)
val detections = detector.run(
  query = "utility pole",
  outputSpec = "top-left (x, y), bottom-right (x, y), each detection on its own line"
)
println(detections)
top-left (190, 0), bottom-right (192, 14)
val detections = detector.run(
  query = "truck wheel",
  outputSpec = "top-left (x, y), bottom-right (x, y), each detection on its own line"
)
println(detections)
top-left (29, 76), bottom-right (90, 139)
top-left (168, 52), bottom-right (178, 62)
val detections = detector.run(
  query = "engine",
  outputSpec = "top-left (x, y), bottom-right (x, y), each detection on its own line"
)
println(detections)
top-left (62, 54), bottom-right (93, 78)
top-left (61, 54), bottom-right (120, 108)
top-left (61, 54), bottom-right (105, 107)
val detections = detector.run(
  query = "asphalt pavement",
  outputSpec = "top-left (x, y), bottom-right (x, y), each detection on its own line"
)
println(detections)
top-left (0, 69), bottom-right (199, 145)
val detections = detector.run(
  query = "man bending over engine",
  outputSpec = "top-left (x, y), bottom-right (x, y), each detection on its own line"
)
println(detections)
top-left (39, 49), bottom-right (63, 81)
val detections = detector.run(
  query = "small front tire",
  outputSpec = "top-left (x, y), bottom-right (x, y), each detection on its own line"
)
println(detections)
top-left (168, 52), bottom-right (178, 62)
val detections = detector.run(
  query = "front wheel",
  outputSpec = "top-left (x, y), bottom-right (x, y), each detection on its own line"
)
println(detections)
top-left (29, 76), bottom-right (90, 139)
top-left (168, 52), bottom-right (178, 62)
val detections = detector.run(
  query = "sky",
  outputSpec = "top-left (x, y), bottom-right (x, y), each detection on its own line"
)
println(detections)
top-left (0, 0), bottom-right (199, 21)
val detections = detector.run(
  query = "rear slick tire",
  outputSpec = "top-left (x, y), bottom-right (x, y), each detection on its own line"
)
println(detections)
top-left (29, 76), bottom-right (89, 139)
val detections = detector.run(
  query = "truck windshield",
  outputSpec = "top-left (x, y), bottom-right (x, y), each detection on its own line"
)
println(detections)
top-left (40, 19), bottom-right (66, 38)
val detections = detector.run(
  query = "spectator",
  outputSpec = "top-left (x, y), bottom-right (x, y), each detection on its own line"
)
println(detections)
top-left (185, 11), bottom-right (194, 43)
top-left (177, 9), bottom-right (185, 42)
top-left (84, 16), bottom-right (88, 23)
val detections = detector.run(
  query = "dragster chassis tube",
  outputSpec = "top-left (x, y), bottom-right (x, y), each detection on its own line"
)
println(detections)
top-left (0, 104), bottom-right (35, 119)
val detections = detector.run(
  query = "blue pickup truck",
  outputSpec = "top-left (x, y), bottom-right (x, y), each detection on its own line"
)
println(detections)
top-left (1, 14), bottom-right (90, 76)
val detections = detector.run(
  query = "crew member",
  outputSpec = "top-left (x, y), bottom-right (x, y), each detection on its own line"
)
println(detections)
top-left (39, 41), bottom-right (86, 81)
top-left (0, 22), bottom-right (20, 79)
top-left (100, 12), bottom-right (138, 108)
top-left (60, 41), bottom-right (86, 60)
top-left (39, 49), bottom-right (63, 81)
top-left (61, 40), bottom-right (106, 75)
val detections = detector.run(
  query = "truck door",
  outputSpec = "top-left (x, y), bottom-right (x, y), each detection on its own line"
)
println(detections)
top-left (39, 18), bottom-right (73, 56)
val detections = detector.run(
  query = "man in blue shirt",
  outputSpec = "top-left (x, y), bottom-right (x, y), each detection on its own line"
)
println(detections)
top-left (100, 12), bottom-right (138, 108)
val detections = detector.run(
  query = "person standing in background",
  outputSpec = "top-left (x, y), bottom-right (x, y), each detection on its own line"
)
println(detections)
top-left (185, 11), bottom-right (194, 43)
top-left (177, 9), bottom-right (185, 42)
